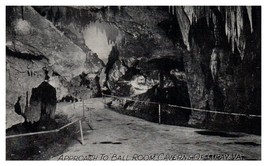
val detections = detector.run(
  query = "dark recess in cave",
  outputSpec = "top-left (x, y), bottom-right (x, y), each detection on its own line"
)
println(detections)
top-left (6, 47), bottom-right (47, 61)
top-left (158, 14), bottom-right (185, 47)
top-left (14, 96), bottom-right (22, 115)
top-left (60, 95), bottom-right (78, 103)
top-left (105, 46), bottom-right (119, 81)
top-left (79, 72), bottom-right (91, 88)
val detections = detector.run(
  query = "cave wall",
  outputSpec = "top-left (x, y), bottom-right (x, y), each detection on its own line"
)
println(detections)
top-left (175, 7), bottom-right (261, 133)
top-left (103, 7), bottom-right (182, 96)
top-left (6, 6), bottom-right (104, 128)
top-left (6, 6), bottom-right (261, 133)
top-left (101, 6), bottom-right (261, 133)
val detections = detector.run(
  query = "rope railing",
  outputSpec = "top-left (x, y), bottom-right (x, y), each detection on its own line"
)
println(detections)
top-left (102, 94), bottom-right (261, 119)
top-left (166, 104), bottom-right (261, 118)
top-left (102, 94), bottom-right (159, 105)
top-left (6, 117), bottom-right (85, 144)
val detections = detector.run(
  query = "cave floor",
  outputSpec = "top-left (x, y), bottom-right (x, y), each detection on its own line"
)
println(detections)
top-left (52, 98), bottom-right (261, 160)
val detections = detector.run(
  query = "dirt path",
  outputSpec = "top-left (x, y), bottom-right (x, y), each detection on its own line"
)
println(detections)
top-left (52, 98), bottom-right (261, 161)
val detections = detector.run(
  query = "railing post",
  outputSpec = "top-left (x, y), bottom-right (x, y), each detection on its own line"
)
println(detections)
top-left (104, 94), bottom-right (106, 105)
top-left (158, 103), bottom-right (161, 124)
top-left (103, 94), bottom-right (106, 107)
top-left (79, 120), bottom-right (84, 145)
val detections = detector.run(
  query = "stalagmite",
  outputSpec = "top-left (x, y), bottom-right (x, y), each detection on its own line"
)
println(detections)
top-left (24, 81), bottom-right (57, 124)
top-left (27, 101), bottom-right (41, 123)
top-left (25, 88), bottom-right (41, 123)
top-left (210, 48), bottom-right (219, 81)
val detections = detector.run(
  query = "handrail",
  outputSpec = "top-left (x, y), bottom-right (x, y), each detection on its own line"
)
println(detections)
top-left (102, 94), bottom-right (261, 118)
top-left (6, 118), bottom-right (84, 140)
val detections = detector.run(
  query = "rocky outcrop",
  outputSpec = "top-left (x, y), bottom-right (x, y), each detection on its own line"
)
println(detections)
top-left (102, 7), bottom-right (182, 96)
top-left (68, 73), bottom-right (101, 99)
top-left (168, 6), bottom-right (260, 134)
top-left (6, 6), bottom-right (103, 128)
top-left (101, 6), bottom-right (260, 134)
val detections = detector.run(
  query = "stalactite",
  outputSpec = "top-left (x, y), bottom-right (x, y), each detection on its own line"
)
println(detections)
top-left (212, 12), bottom-right (216, 27)
top-left (225, 7), bottom-right (231, 43)
top-left (175, 6), bottom-right (254, 58)
top-left (107, 6), bottom-right (110, 21)
top-left (52, 7), bottom-right (58, 19)
top-left (230, 7), bottom-right (236, 53)
top-left (194, 6), bottom-right (204, 23)
top-left (246, 6), bottom-right (253, 33)
top-left (218, 6), bottom-right (222, 12)
top-left (225, 8), bottom-right (228, 40)
top-left (183, 6), bottom-right (194, 24)
top-left (236, 6), bottom-right (246, 59)
top-left (236, 6), bottom-right (242, 39)
top-left (21, 6), bottom-right (24, 20)
top-left (205, 6), bottom-right (210, 27)
top-left (175, 6), bottom-right (191, 50)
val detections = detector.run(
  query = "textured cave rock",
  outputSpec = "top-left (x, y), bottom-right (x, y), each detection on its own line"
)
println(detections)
top-left (25, 81), bottom-right (57, 124)
top-left (102, 6), bottom-right (260, 133)
top-left (68, 72), bottom-right (102, 99)
top-left (6, 6), bottom-right (261, 134)
top-left (182, 7), bottom-right (260, 133)
top-left (6, 6), bottom-right (103, 128)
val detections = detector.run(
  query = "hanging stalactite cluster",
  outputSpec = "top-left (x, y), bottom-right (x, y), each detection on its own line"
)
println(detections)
top-left (33, 6), bottom-right (98, 31)
top-left (169, 6), bottom-right (253, 60)
top-left (32, 6), bottom-right (254, 60)
top-left (225, 6), bottom-right (253, 59)
top-left (33, 6), bottom-right (123, 45)
top-left (90, 20), bottom-right (123, 45)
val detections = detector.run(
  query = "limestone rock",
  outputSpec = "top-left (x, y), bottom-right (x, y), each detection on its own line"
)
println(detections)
top-left (6, 6), bottom-right (103, 129)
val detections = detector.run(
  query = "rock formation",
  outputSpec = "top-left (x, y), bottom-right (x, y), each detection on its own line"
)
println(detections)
top-left (6, 6), bottom-right (261, 134)
top-left (102, 6), bottom-right (260, 134)
top-left (6, 6), bottom-right (104, 128)
top-left (24, 81), bottom-right (57, 124)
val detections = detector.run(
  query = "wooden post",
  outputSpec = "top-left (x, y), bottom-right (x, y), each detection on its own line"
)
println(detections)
top-left (158, 103), bottom-right (161, 124)
top-left (87, 108), bottom-right (91, 124)
top-left (104, 94), bottom-right (106, 107)
top-left (158, 71), bottom-right (163, 125)
top-left (159, 71), bottom-right (164, 89)
top-left (88, 108), bottom-right (91, 124)
top-left (79, 120), bottom-right (84, 145)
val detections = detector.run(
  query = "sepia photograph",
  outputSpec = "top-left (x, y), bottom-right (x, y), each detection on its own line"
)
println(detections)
top-left (5, 4), bottom-right (261, 161)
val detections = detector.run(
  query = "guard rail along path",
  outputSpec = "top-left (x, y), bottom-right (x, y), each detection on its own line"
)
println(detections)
top-left (6, 117), bottom-right (85, 145)
top-left (102, 94), bottom-right (261, 124)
